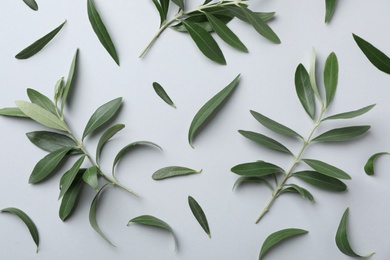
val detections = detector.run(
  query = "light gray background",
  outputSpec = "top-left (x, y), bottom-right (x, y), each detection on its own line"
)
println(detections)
top-left (0, 0), bottom-right (389, 259)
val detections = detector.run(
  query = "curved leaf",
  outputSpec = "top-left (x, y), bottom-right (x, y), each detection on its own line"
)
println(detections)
top-left (310, 48), bottom-right (322, 102)
top-left (223, 6), bottom-right (275, 23)
top-left (293, 171), bottom-right (347, 192)
top-left (152, 82), bottom-right (176, 108)
top-left (281, 184), bottom-right (315, 202)
top-left (302, 159), bottom-right (351, 179)
top-left (171, 13), bottom-right (234, 33)
top-left (324, 52), bottom-right (339, 107)
top-left (59, 179), bottom-right (84, 221)
top-left (82, 166), bottom-right (99, 191)
top-left (62, 49), bottom-right (79, 111)
top-left (171, 0), bottom-right (184, 10)
top-left (152, 166), bottom-right (201, 180)
top-left (23, 0), bottom-right (38, 11)
top-left (232, 176), bottom-right (273, 191)
top-left (295, 64), bottom-right (315, 120)
top-left (188, 74), bottom-right (240, 147)
top-left (231, 161), bottom-right (283, 177)
top-left (0, 107), bottom-right (27, 117)
top-left (239, 130), bottom-right (292, 154)
top-left (58, 155), bottom-right (85, 199)
top-left (96, 124), bottom-right (125, 164)
top-left (325, 0), bottom-right (337, 23)
top-left (15, 20), bottom-right (66, 59)
top-left (26, 131), bottom-right (78, 153)
top-left (322, 104), bottom-right (375, 121)
top-left (188, 196), bottom-right (211, 238)
top-left (27, 88), bottom-right (57, 115)
top-left (312, 126), bottom-right (370, 142)
top-left (152, 0), bottom-right (165, 25)
top-left (364, 152), bottom-right (390, 175)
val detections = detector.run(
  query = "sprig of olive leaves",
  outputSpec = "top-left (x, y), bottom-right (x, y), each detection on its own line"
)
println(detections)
top-left (140, 0), bottom-right (280, 64)
top-left (232, 50), bottom-right (373, 223)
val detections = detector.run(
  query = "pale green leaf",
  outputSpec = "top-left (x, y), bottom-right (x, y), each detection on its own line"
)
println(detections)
top-left (62, 49), bottom-right (79, 111)
top-left (188, 196), bottom-right (211, 238)
top-left (82, 166), bottom-right (99, 191)
top-left (152, 166), bottom-right (201, 180)
top-left (96, 124), bottom-right (125, 164)
top-left (281, 184), bottom-right (315, 202)
top-left (0, 107), bottom-right (27, 117)
top-left (232, 176), bottom-right (273, 191)
top-left (310, 48), bottom-right (322, 102)
top-left (322, 104), bottom-right (375, 121)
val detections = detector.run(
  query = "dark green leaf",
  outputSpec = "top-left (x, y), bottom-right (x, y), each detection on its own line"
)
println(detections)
top-left (152, 0), bottom-right (165, 25)
top-left (312, 126), bottom-right (370, 142)
top-left (238, 130), bottom-right (292, 155)
top-left (231, 161), bottom-right (283, 177)
top-left (0, 107), bottom-right (27, 117)
top-left (15, 20), bottom-right (66, 59)
top-left (26, 131), bottom-right (78, 153)
top-left (152, 166), bottom-right (201, 180)
top-left (364, 152), bottom-right (390, 175)
top-left (23, 0), bottom-right (38, 11)
top-left (170, 0), bottom-right (184, 10)
top-left (96, 124), bottom-right (125, 164)
top-left (259, 228), bottom-right (308, 260)
top-left (281, 184), bottom-right (315, 202)
top-left (183, 20), bottom-right (226, 65)
top-left (324, 52), bottom-right (339, 107)
top-left (82, 97), bottom-right (122, 140)
top-left (1, 207), bottom-right (39, 252)
top-left (82, 166), bottom-right (99, 191)
top-left (295, 64), bottom-right (315, 120)
top-left (87, 0), bottom-right (119, 65)
top-left (188, 74), bottom-right (240, 147)
top-left (232, 176), bottom-right (273, 191)
top-left (153, 82), bottom-right (176, 108)
top-left (62, 49), bottom-right (79, 111)
top-left (59, 178), bottom-right (84, 221)
top-left (58, 155), bottom-right (85, 199)
top-left (203, 0), bottom-right (212, 4)
top-left (223, 6), bottom-right (275, 23)
top-left (302, 159), bottom-right (351, 179)
top-left (322, 104), bottom-right (375, 121)
top-left (27, 88), bottom-right (57, 115)
top-left (188, 196), bottom-right (211, 238)
top-left (172, 14), bottom-right (234, 33)
top-left (325, 0), bottom-right (337, 23)
top-left (160, 0), bottom-right (170, 17)
top-left (293, 171), bottom-right (347, 192)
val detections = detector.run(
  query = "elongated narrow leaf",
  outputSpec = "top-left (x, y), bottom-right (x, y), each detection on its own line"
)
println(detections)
top-left (152, 166), bottom-right (201, 180)
top-left (364, 152), bottom-right (390, 175)
top-left (26, 131), bottom-right (77, 153)
top-left (152, 82), bottom-right (176, 108)
top-left (324, 52), bottom-right (339, 107)
top-left (89, 184), bottom-right (115, 246)
top-left (0, 107), bottom-right (27, 117)
top-left (310, 48), bottom-right (322, 101)
top-left (62, 49), bottom-right (79, 111)
top-left (325, 0), bottom-right (337, 23)
top-left (87, 0), bottom-right (119, 65)
top-left (188, 196), bottom-right (211, 238)
top-left (58, 155), bottom-right (85, 199)
top-left (59, 179), bottom-right (84, 221)
top-left (281, 184), bottom-right (315, 202)
top-left (204, 12), bottom-right (248, 52)
top-left (27, 88), bottom-right (57, 115)
top-left (183, 20), bottom-right (226, 65)
top-left (336, 208), bottom-right (375, 258)
top-left (188, 74), bottom-right (240, 147)
top-left (83, 166), bottom-right (99, 191)
top-left (223, 6), bottom-right (275, 23)
top-left (203, 0), bottom-right (212, 4)
top-left (170, 0), bottom-right (184, 10)
top-left (239, 6), bottom-right (280, 44)
top-left (259, 228), bottom-right (308, 260)
top-left (233, 176), bottom-right (273, 191)
top-left (29, 147), bottom-right (71, 184)
top-left (231, 161), bottom-right (283, 177)
top-left (295, 64), bottom-right (315, 119)
top-left (172, 13), bottom-right (234, 33)
top-left (96, 124), bottom-right (125, 164)
top-left (15, 100), bottom-right (67, 131)
top-left (302, 159), bottom-right (351, 179)
top-left (312, 126), bottom-right (370, 142)
top-left (250, 110), bottom-right (303, 139)
top-left (152, 0), bottom-right (165, 25)
top-left (15, 20), bottom-right (66, 59)
top-left (293, 171), bottom-right (347, 192)
top-left (160, 0), bottom-right (170, 19)
top-left (54, 77), bottom-right (65, 104)
top-left (1, 207), bottom-right (39, 252)
top-left (82, 97), bottom-right (122, 140)
top-left (238, 130), bottom-right (292, 155)
top-left (353, 34), bottom-right (390, 74)
top-left (322, 104), bottom-right (375, 121)
top-left (23, 0), bottom-right (38, 11)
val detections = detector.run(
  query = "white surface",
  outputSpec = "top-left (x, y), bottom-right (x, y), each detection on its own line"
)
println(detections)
top-left (0, 0), bottom-right (389, 259)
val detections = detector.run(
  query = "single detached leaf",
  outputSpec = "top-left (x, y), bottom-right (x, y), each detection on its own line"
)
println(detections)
top-left (281, 184), bottom-right (315, 202)
top-left (312, 126), bottom-right (370, 142)
top-left (183, 20), bottom-right (226, 65)
top-left (310, 48), bottom-right (322, 102)
top-left (231, 161), bottom-right (283, 177)
top-left (58, 155), bottom-right (86, 199)
top-left (27, 88), bottom-right (57, 115)
top-left (1, 207), bottom-right (39, 252)
top-left (364, 152), bottom-right (390, 175)
top-left (87, 0), bottom-right (119, 65)
top-left (62, 49), bottom-right (79, 111)
top-left (82, 97), bottom-right (122, 140)
top-left (82, 166), bottom-right (99, 191)
top-left (232, 176), bottom-right (273, 191)
top-left (353, 34), bottom-right (390, 74)
top-left (29, 147), bottom-right (72, 184)
top-left (152, 166), bottom-right (201, 180)
top-left (324, 52), bottom-right (339, 107)
top-left (15, 100), bottom-right (67, 131)
top-left (335, 208), bottom-right (375, 258)
top-left (188, 74), bottom-right (240, 147)
top-left (302, 159), bottom-right (351, 180)
top-left (293, 171), bottom-right (347, 192)
top-left (96, 124), bottom-right (125, 164)
top-left (238, 130), bottom-right (292, 155)
top-left (152, 82), bottom-right (176, 108)
top-left (250, 110), bottom-right (303, 139)
top-left (325, 0), bottom-right (337, 23)
top-left (59, 178), bottom-right (84, 221)
top-left (23, 0), bottom-right (38, 11)
top-left (188, 196), bottom-right (211, 238)
top-left (170, 0), bottom-right (184, 10)
top-left (0, 107), bottom-right (27, 117)
top-left (295, 64), bottom-right (315, 120)
top-left (322, 104), bottom-right (375, 121)
top-left (259, 228), bottom-right (308, 260)
top-left (26, 131), bottom-right (77, 153)
top-left (15, 20), bottom-right (66, 59)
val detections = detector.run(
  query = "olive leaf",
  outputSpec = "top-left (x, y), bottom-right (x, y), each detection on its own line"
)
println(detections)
top-left (325, 0), bottom-right (337, 23)
top-left (23, 0), bottom-right (38, 11)
top-left (232, 176), bottom-right (273, 191)
top-left (364, 152), bottom-right (390, 175)
top-left (312, 126), bottom-right (370, 142)
top-left (58, 155), bottom-right (86, 199)
top-left (152, 82), bottom-right (176, 108)
top-left (0, 107), bottom-right (27, 117)
top-left (27, 88), bottom-right (57, 115)
top-left (302, 159), bottom-right (351, 180)
top-left (223, 7), bottom-right (275, 24)
top-left (15, 20), bottom-right (66, 59)
top-left (61, 49), bottom-right (79, 111)
top-left (1, 207), bottom-right (39, 252)
top-left (188, 196), bottom-right (211, 238)
top-left (295, 64), bottom-right (315, 120)
top-left (26, 131), bottom-right (78, 153)
top-left (170, 0), bottom-right (184, 10)
top-left (82, 166), bottom-right (99, 191)
top-left (231, 161), bottom-right (284, 177)
top-left (322, 104), bottom-right (375, 121)
top-left (310, 48), bottom-right (322, 102)
top-left (281, 184), bottom-right (315, 203)
top-left (323, 52), bottom-right (338, 107)
top-left (59, 178), bottom-right (84, 221)
top-left (152, 166), bottom-right (201, 180)
top-left (96, 124), bottom-right (125, 164)
top-left (238, 130), bottom-right (292, 155)
top-left (293, 171), bottom-right (347, 192)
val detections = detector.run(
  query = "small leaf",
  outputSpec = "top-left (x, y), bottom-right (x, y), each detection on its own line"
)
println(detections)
top-left (82, 166), bottom-right (99, 191)
top-left (26, 131), bottom-right (78, 153)
top-left (170, 0), bottom-right (184, 10)
top-left (353, 34), bottom-right (390, 74)
top-left (364, 152), bottom-right (390, 175)
top-left (250, 110), bottom-right (303, 139)
top-left (324, 52), bottom-right (339, 107)
top-left (89, 184), bottom-right (115, 246)
top-left (58, 155), bottom-right (86, 199)
top-left (281, 184), bottom-right (315, 202)
top-left (188, 196), bottom-right (211, 238)
top-left (312, 126), bottom-right (370, 142)
top-left (232, 176), bottom-right (273, 191)
top-left (310, 48), bottom-right (322, 102)
top-left (1, 207), bottom-right (39, 252)
top-left (15, 100), bottom-right (67, 131)
top-left (335, 208), bottom-right (375, 258)
top-left (96, 124), bottom-right (125, 164)
top-left (54, 77), bottom-right (65, 104)
top-left (322, 104), bottom-right (375, 121)
top-left (293, 171), bottom-right (347, 192)
top-left (29, 147), bottom-right (72, 184)
top-left (62, 49), bottom-right (79, 111)
top-left (295, 64), bottom-right (315, 120)
top-left (27, 88), bottom-right (57, 115)
top-left (238, 130), bottom-right (292, 155)
top-left (325, 0), bottom-right (337, 23)
top-left (152, 166), bottom-right (201, 180)
top-left (87, 0), bottom-right (119, 65)
top-left (188, 74), bottom-right (240, 147)
top-left (15, 20), bottom-right (66, 59)
top-left (59, 178), bottom-right (84, 221)
top-left (152, 82), bottom-right (176, 108)
top-left (231, 161), bottom-right (283, 177)
top-left (259, 228), bottom-right (308, 260)
top-left (23, 0), bottom-right (38, 11)
top-left (0, 107), bottom-right (27, 117)
top-left (302, 159), bottom-right (351, 180)
top-left (183, 20), bottom-right (226, 65)
top-left (203, 0), bottom-right (212, 4)
top-left (82, 97), bottom-right (122, 140)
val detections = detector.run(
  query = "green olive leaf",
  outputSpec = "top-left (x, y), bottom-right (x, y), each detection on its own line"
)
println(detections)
top-left (322, 104), bottom-right (375, 121)
top-left (239, 130), bottom-right (292, 155)
top-left (160, 0), bottom-right (170, 18)
top-left (82, 166), bottom-right (99, 191)
top-left (58, 155), bottom-right (85, 199)
top-left (26, 131), bottom-right (78, 153)
top-left (54, 77), bottom-right (65, 105)
top-left (96, 124), bottom-right (125, 164)
top-left (1, 207), bottom-right (39, 253)
top-left (188, 196), bottom-right (211, 238)
top-left (259, 228), bottom-right (308, 260)
top-left (59, 178), bottom-right (84, 221)
top-left (295, 64), bottom-right (315, 120)
top-left (302, 159), bottom-right (351, 180)
top-left (310, 48), bottom-right (322, 102)
top-left (324, 52), bottom-right (339, 107)
top-left (0, 107), bottom-right (28, 117)
top-left (223, 6), bottom-right (275, 23)
top-left (188, 74), bottom-right (240, 147)
top-left (231, 161), bottom-right (284, 177)
top-left (364, 152), bottom-right (390, 175)
top-left (170, 0), bottom-right (184, 10)
top-left (152, 0), bottom-right (166, 25)
top-left (152, 82), bottom-right (176, 108)
top-left (325, 0), bottom-right (337, 23)
top-left (312, 126), bottom-right (370, 142)
top-left (61, 49), bottom-right (79, 111)
top-left (27, 88), bottom-right (57, 115)
top-left (232, 176), bottom-right (273, 191)
top-left (152, 166), bottom-right (201, 180)
top-left (15, 20), bottom-right (66, 59)
top-left (281, 184), bottom-right (315, 203)
top-left (23, 0), bottom-right (38, 11)
top-left (172, 14), bottom-right (234, 33)
top-left (293, 171), bottom-right (347, 192)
